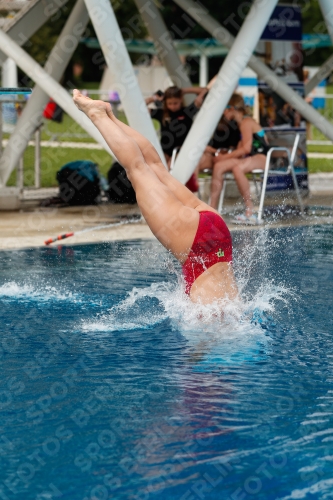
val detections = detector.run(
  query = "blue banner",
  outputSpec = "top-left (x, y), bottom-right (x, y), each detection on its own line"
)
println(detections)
top-left (261, 5), bottom-right (302, 42)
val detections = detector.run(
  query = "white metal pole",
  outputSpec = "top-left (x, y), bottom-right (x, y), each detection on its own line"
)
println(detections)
top-left (199, 53), bottom-right (208, 87)
top-left (0, 0), bottom-right (93, 187)
top-left (0, 29), bottom-right (113, 187)
top-left (172, 0), bottom-right (333, 152)
top-left (2, 58), bottom-right (18, 87)
top-left (0, 103), bottom-right (2, 157)
top-left (17, 156), bottom-right (24, 190)
top-left (173, 0), bottom-right (278, 183)
top-left (84, 0), bottom-right (166, 163)
top-left (319, 0), bottom-right (333, 44)
top-left (34, 127), bottom-right (41, 188)
top-left (134, 0), bottom-right (192, 99)
top-left (305, 54), bottom-right (333, 96)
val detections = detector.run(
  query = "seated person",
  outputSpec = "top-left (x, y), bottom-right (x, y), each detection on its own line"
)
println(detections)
top-left (197, 116), bottom-right (241, 172)
top-left (210, 93), bottom-right (269, 223)
top-left (146, 86), bottom-right (207, 191)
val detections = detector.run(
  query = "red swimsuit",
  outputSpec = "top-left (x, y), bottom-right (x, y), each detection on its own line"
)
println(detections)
top-left (182, 211), bottom-right (232, 295)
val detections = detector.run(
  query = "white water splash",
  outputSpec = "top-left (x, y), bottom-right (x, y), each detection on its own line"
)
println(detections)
top-left (0, 281), bottom-right (80, 302)
top-left (81, 227), bottom-right (296, 337)
top-left (81, 276), bottom-right (293, 341)
top-left (79, 278), bottom-right (289, 369)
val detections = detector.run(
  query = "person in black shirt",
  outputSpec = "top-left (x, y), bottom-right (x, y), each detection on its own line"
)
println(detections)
top-left (146, 86), bottom-right (207, 168)
top-left (197, 116), bottom-right (241, 172)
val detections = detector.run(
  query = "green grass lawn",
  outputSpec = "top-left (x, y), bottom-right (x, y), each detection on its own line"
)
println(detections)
top-left (41, 111), bottom-right (129, 143)
top-left (307, 145), bottom-right (333, 153)
top-left (41, 114), bottom-right (92, 143)
top-left (307, 158), bottom-right (333, 173)
top-left (6, 146), bottom-right (112, 187)
top-left (308, 83), bottom-right (333, 144)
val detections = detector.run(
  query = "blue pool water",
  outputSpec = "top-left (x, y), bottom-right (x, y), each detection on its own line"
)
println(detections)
top-left (1, 225), bottom-right (333, 500)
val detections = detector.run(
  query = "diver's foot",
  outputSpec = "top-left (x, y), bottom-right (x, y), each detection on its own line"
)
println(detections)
top-left (73, 89), bottom-right (112, 121)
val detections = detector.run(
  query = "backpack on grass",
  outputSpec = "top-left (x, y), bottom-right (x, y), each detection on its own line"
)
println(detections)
top-left (56, 160), bottom-right (101, 206)
top-left (107, 162), bottom-right (136, 204)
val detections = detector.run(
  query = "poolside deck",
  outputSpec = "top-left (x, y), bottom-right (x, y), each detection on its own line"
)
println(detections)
top-left (0, 188), bottom-right (332, 251)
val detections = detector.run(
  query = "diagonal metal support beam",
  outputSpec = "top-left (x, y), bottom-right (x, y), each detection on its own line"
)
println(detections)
top-left (84, 0), bottom-right (166, 163)
top-left (172, 0), bottom-right (333, 147)
top-left (0, 0), bottom-right (70, 65)
top-left (319, 0), bottom-right (333, 44)
top-left (172, 0), bottom-right (278, 183)
top-left (133, 0), bottom-right (192, 104)
top-left (305, 53), bottom-right (333, 96)
top-left (0, 28), bottom-right (112, 188)
top-left (0, 0), bottom-right (93, 187)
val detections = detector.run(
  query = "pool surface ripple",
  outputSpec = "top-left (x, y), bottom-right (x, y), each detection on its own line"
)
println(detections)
top-left (0, 225), bottom-right (333, 500)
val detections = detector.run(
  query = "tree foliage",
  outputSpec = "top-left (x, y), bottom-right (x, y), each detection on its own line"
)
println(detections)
top-left (299, 0), bottom-right (332, 66)
top-left (21, 0), bottom-right (332, 86)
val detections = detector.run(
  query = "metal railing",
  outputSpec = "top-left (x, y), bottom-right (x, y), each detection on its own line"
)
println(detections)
top-left (0, 99), bottom-right (41, 190)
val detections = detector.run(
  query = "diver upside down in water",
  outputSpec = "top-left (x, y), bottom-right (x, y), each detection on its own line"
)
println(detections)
top-left (73, 90), bottom-right (238, 305)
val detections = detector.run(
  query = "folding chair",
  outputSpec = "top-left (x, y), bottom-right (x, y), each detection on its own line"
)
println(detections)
top-left (217, 133), bottom-right (305, 222)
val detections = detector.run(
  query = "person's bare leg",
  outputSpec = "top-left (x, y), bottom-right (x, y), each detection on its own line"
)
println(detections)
top-left (73, 91), bottom-right (240, 303)
top-left (197, 152), bottom-right (213, 172)
top-left (232, 155), bottom-right (266, 217)
top-left (210, 158), bottom-right (238, 210)
top-left (72, 90), bottom-right (203, 212)
top-left (232, 165), bottom-right (253, 216)
top-left (106, 107), bottom-right (162, 165)
top-left (72, 89), bottom-right (199, 260)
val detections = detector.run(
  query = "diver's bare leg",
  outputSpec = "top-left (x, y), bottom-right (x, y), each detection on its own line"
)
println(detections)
top-left (105, 106), bottom-right (205, 208)
top-left (73, 91), bottom-right (208, 210)
top-left (73, 89), bottom-right (199, 260)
